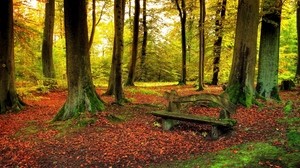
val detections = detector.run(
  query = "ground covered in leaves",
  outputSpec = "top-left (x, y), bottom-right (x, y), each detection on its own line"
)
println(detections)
top-left (0, 84), bottom-right (299, 167)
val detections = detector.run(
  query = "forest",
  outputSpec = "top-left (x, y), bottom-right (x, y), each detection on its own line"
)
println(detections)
top-left (0, 0), bottom-right (300, 167)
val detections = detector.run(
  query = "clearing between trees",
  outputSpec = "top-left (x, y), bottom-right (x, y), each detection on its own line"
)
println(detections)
top-left (0, 84), bottom-right (299, 167)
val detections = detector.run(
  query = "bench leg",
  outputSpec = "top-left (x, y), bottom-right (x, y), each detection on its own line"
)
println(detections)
top-left (162, 119), bottom-right (179, 130)
top-left (211, 125), bottom-right (220, 140)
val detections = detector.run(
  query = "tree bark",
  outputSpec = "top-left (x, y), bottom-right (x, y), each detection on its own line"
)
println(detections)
top-left (212, 0), bottom-right (226, 85)
top-left (126, 0), bottom-right (140, 86)
top-left (175, 0), bottom-right (187, 85)
top-left (54, 0), bottom-right (104, 121)
top-left (256, 0), bottom-right (282, 100)
top-left (113, 0), bottom-right (126, 103)
top-left (198, 0), bottom-right (205, 90)
top-left (296, 0), bottom-right (300, 81)
top-left (41, 0), bottom-right (56, 79)
top-left (140, 0), bottom-right (148, 81)
top-left (226, 0), bottom-right (259, 107)
top-left (104, 37), bottom-right (116, 96)
top-left (0, 0), bottom-right (24, 113)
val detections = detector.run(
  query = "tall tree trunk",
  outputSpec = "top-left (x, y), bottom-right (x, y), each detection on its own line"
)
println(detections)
top-left (89, 1), bottom-right (107, 51)
top-left (296, 0), bottom-right (300, 81)
top-left (126, 0), bottom-right (140, 86)
top-left (212, 0), bottom-right (226, 85)
top-left (140, 0), bottom-right (148, 81)
top-left (198, 0), bottom-right (205, 90)
top-left (114, 0), bottom-right (126, 103)
top-left (0, 0), bottom-right (24, 113)
top-left (175, 0), bottom-right (187, 85)
top-left (41, 0), bottom-right (55, 79)
top-left (104, 37), bottom-right (116, 96)
top-left (226, 0), bottom-right (259, 107)
top-left (54, 0), bottom-right (104, 121)
top-left (256, 0), bottom-right (282, 100)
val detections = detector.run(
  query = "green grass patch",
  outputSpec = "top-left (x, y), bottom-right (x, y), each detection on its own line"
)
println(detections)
top-left (127, 87), bottom-right (161, 96)
top-left (154, 142), bottom-right (295, 168)
top-left (13, 121), bottom-right (40, 138)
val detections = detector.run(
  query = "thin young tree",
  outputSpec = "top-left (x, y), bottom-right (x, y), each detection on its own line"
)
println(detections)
top-left (41, 0), bottom-right (56, 80)
top-left (126, 0), bottom-right (140, 86)
top-left (212, 0), bottom-right (227, 85)
top-left (226, 0), bottom-right (259, 107)
top-left (0, 0), bottom-right (25, 113)
top-left (256, 0), bottom-right (282, 100)
top-left (53, 0), bottom-right (105, 121)
top-left (174, 0), bottom-right (187, 85)
top-left (198, 0), bottom-right (205, 90)
top-left (296, 0), bottom-right (300, 82)
top-left (140, 0), bottom-right (148, 81)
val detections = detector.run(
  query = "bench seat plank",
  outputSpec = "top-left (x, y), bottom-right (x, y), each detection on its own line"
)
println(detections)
top-left (150, 110), bottom-right (237, 127)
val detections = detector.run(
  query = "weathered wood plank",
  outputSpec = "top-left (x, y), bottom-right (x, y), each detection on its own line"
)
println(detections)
top-left (150, 110), bottom-right (237, 127)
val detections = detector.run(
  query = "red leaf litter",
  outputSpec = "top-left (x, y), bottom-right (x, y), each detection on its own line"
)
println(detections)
top-left (0, 85), bottom-right (296, 167)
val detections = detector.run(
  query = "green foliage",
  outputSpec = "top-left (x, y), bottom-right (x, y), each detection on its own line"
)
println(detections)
top-left (287, 130), bottom-right (300, 150)
top-left (283, 100), bottom-right (293, 115)
top-left (155, 143), bottom-right (288, 168)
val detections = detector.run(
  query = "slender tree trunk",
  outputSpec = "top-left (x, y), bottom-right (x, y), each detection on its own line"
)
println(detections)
top-left (140, 0), bottom-right (148, 81)
top-left (114, 0), bottom-right (126, 103)
top-left (256, 0), bottom-right (282, 100)
top-left (175, 0), bottom-right (187, 85)
top-left (42, 0), bottom-right (55, 79)
top-left (88, 0), bottom-right (96, 51)
top-left (104, 37), bottom-right (116, 96)
top-left (0, 0), bottom-right (24, 113)
top-left (296, 0), bottom-right (300, 81)
top-left (198, 0), bottom-right (205, 90)
top-left (54, 0), bottom-right (104, 121)
top-left (226, 0), bottom-right (259, 107)
top-left (212, 0), bottom-right (226, 85)
top-left (126, 0), bottom-right (140, 86)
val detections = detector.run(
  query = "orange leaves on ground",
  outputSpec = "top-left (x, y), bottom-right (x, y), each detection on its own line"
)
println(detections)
top-left (0, 85), bottom-right (297, 167)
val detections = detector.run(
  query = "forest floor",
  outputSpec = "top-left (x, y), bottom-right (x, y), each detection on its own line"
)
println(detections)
top-left (0, 84), bottom-right (300, 167)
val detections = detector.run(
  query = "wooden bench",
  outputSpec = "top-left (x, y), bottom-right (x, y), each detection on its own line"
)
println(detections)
top-left (150, 90), bottom-right (237, 139)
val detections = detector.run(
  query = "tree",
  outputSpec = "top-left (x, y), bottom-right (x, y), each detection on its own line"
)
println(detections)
top-left (113, 0), bottom-right (126, 103)
top-left (256, 0), bottom-right (282, 100)
top-left (126, 0), bottom-right (140, 86)
top-left (41, 0), bottom-right (56, 80)
top-left (174, 0), bottom-right (187, 85)
top-left (226, 0), bottom-right (259, 107)
top-left (212, 0), bottom-right (227, 85)
top-left (296, 0), bottom-right (300, 81)
top-left (53, 0), bottom-right (105, 121)
top-left (198, 0), bottom-right (205, 90)
top-left (140, 0), bottom-right (148, 81)
top-left (0, 0), bottom-right (25, 113)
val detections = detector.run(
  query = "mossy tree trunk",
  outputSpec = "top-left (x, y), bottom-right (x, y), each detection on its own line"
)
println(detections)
top-left (174, 0), bottom-right (187, 85)
top-left (0, 0), bottom-right (25, 114)
top-left (226, 0), bottom-right (259, 107)
top-left (296, 0), bottom-right (300, 81)
top-left (53, 0), bottom-right (104, 121)
top-left (256, 0), bottom-right (282, 100)
top-left (41, 0), bottom-right (56, 79)
top-left (212, 0), bottom-right (226, 85)
top-left (198, 0), bottom-right (205, 91)
top-left (126, 0), bottom-right (140, 86)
